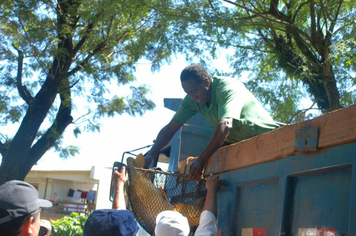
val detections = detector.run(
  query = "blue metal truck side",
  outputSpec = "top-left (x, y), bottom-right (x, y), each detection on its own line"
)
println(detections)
top-left (165, 98), bottom-right (356, 236)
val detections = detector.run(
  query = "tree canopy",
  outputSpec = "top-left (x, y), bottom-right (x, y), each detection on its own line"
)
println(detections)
top-left (161, 0), bottom-right (356, 122)
top-left (0, 0), bottom-right (179, 183)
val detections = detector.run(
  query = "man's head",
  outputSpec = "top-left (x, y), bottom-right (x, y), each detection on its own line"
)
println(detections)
top-left (155, 210), bottom-right (190, 236)
top-left (83, 209), bottom-right (139, 236)
top-left (0, 180), bottom-right (52, 236)
top-left (180, 65), bottom-right (212, 105)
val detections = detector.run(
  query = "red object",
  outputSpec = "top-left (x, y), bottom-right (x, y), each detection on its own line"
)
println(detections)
top-left (316, 228), bottom-right (335, 236)
top-left (241, 228), bottom-right (266, 236)
top-left (81, 191), bottom-right (88, 198)
top-left (253, 228), bottom-right (266, 236)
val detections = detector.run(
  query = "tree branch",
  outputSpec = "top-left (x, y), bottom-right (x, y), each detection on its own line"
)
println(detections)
top-left (28, 80), bottom-right (73, 162)
top-left (326, 0), bottom-right (343, 44)
top-left (288, 101), bottom-right (318, 124)
top-left (269, 0), bottom-right (281, 18)
top-left (292, 1), bottom-right (309, 22)
top-left (288, 28), bottom-right (320, 68)
top-left (67, 42), bottom-right (106, 77)
top-left (195, 36), bottom-right (272, 53)
top-left (13, 45), bottom-right (33, 105)
top-left (73, 22), bottom-right (94, 55)
top-left (309, 0), bottom-right (318, 47)
top-left (222, 0), bottom-right (311, 40)
top-left (57, 78), bottom-right (80, 93)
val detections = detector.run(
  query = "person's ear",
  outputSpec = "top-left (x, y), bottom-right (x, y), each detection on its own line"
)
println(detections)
top-left (21, 216), bottom-right (33, 234)
top-left (204, 78), bottom-right (211, 87)
top-left (28, 216), bottom-right (40, 235)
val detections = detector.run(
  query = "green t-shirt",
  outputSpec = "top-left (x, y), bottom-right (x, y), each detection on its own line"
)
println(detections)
top-left (173, 76), bottom-right (279, 143)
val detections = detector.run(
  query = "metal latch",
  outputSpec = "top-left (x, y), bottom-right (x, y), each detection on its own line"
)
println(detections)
top-left (294, 127), bottom-right (319, 152)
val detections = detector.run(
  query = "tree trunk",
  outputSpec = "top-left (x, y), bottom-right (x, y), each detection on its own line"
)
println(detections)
top-left (0, 96), bottom-right (56, 183)
top-left (0, 76), bottom-right (75, 184)
top-left (321, 50), bottom-right (341, 111)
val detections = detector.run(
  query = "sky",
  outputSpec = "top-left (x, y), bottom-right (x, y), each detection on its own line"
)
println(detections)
top-left (33, 54), bottom-right (233, 168)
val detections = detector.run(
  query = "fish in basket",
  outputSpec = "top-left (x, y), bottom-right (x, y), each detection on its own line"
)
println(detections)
top-left (126, 167), bottom-right (207, 235)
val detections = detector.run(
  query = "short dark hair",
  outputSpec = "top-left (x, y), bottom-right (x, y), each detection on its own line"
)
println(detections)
top-left (180, 64), bottom-right (211, 83)
top-left (0, 208), bottom-right (40, 236)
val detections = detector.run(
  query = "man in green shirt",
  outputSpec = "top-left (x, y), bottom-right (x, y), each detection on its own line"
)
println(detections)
top-left (144, 65), bottom-right (279, 180)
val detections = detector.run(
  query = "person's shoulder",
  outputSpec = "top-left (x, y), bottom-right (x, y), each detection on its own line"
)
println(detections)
top-left (213, 76), bottom-right (234, 80)
top-left (213, 76), bottom-right (245, 90)
top-left (213, 76), bottom-right (242, 84)
top-left (181, 94), bottom-right (195, 106)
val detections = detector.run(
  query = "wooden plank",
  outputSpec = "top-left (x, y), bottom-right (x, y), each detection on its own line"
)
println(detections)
top-left (317, 105), bottom-right (356, 148)
top-left (178, 104), bottom-right (356, 175)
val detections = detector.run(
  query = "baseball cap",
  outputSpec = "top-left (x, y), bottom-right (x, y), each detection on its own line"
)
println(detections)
top-left (83, 209), bottom-right (139, 236)
top-left (155, 210), bottom-right (190, 236)
top-left (0, 180), bottom-right (53, 224)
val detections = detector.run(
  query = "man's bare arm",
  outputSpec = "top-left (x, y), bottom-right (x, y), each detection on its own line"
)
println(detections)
top-left (112, 166), bottom-right (126, 210)
top-left (144, 119), bottom-right (183, 168)
top-left (189, 117), bottom-right (232, 180)
top-left (203, 174), bottom-right (222, 217)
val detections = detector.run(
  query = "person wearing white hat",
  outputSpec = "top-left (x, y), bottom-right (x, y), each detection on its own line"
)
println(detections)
top-left (155, 210), bottom-right (190, 236)
top-left (155, 174), bottom-right (221, 236)
top-left (0, 180), bottom-right (53, 236)
top-left (39, 219), bottom-right (52, 236)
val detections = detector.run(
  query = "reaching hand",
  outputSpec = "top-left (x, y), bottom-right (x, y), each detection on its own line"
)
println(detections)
top-left (143, 154), bottom-right (154, 169)
top-left (113, 166), bottom-right (127, 186)
top-left (188, 158), bottom-right (205, 180)
top-left (205, 173), bottom-right (222, 193)
top-left (112, 166), bottom-right (127, 210)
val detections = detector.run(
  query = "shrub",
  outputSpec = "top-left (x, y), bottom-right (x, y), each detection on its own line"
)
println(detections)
top-left (51, 212), bottom-right (88, 236)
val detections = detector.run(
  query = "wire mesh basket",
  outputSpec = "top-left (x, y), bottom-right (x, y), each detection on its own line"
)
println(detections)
top-left (127, 167), bottom-right (207, 235)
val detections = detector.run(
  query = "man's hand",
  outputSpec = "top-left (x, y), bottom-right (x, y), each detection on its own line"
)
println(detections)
top-left (205, 173), bottom-right (222, 193)
top-left (113, 166), bottom-right (126, 187)
top-left (188, 158), bottom-right (205, 180)
top-left (202, 173), bottom-right (222, 217)
top-left (143, 154), bottom-right (154, 169)
top-left (187, 117), bottom-right (232, 179)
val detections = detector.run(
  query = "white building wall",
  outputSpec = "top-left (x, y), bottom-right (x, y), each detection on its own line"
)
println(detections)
top-left (91, 166), bottom-right (112, 209)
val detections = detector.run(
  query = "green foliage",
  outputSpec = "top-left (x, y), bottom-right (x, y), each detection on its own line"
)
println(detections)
top-left (0, 0), bottom-right (183, 180)
top-left (157, 0), bottom-right (356, 123)
top-left (51, 212), bottom-right (88, 236)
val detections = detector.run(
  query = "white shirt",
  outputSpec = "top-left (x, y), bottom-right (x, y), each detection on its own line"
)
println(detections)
top-left (195, 210), bottom-right (218, 236)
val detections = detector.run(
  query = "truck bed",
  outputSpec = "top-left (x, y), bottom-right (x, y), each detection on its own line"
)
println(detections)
top-left (180, 104), bottom-right (356, 236)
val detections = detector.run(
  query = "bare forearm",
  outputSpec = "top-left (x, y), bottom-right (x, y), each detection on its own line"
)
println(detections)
top-left (199, 118), bottom-right (232, 164)
top-left (145, 120), bottom-right (183, 168)
top-left (204, 174), bottom-right (221, 218)
top-left (147, 125), bottom-right (174, 158)
top-left (203, 190), bottom-right (218, 217)
top-left (112, 183), bottom-right (125, 210)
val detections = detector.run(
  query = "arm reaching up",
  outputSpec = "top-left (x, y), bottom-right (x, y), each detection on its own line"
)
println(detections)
top-left (203, 174), bottom-right (222, 217)
top-left (112, 166), bottom-right (127, 210)
top-left (195, 174), bottom-right (222, 236)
